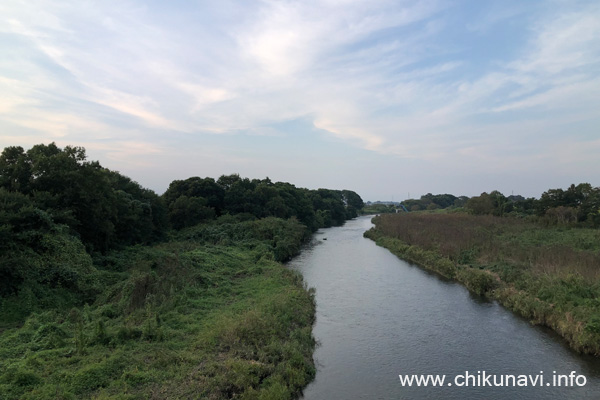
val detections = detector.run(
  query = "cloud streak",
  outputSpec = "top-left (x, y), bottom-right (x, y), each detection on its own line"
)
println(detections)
top-left (0, 0), bottom-right (598, 198)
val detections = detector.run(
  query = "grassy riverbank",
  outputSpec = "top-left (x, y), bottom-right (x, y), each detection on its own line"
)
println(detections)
top-left (0, 218), bottom-right (316, 399)
top-left (365, 213), bottom-right (600, 355)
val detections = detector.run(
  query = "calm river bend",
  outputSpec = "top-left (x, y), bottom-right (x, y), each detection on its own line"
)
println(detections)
top-left (288, 216), bottom-right (600, 400)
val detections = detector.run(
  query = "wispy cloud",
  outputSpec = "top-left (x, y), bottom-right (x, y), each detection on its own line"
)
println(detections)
top-left (0, 0), bottom-right (598, 198)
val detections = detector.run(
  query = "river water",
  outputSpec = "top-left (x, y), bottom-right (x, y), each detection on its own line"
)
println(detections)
top-left (288, 216), bottom-right (600, 399)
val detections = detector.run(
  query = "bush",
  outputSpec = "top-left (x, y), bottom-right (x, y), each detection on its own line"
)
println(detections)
top-left (456, 268), bottom-right (498, 296)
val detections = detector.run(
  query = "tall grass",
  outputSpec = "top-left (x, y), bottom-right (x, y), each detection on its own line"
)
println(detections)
top-left (373, 213), bottom-right (600, 280)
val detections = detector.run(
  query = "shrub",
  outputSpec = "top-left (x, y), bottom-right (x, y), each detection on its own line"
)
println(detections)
top-left (456, 268), bottom-right (498, 296)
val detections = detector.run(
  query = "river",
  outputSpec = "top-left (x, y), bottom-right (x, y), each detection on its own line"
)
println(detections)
top-left (288, 216), bottom-right (600, 399)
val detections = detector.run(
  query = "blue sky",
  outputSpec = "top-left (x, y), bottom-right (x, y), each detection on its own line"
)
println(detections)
top-left (1, 0), bottom-right (599, 201)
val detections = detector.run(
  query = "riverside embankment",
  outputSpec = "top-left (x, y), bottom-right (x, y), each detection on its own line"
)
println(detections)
top-left (365, 213), bottom-right (600, 357)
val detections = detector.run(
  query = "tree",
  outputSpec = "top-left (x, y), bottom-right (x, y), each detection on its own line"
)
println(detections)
top-left (168, 195), bottom-right (215, 229)
top-left (545, 206), bottom-right (577, 225)
top-left (466, 193), bottom-right (494, 215)
top-left (163, 177), bottom-right (224, 215)
top-left (342, 190), bottom-right (364, 218)
top-left (0, 146), bottom-right (31, 192)
top-left (489, 190), bottom-right (507, 216)
top-left (537, 183), bottom-right (600, 226)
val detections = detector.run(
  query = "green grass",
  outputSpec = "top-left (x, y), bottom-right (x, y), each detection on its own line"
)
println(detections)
top-left (0, 218), bottom-right (316, 399)
top-left (365, 213), bottom-right (600, 355)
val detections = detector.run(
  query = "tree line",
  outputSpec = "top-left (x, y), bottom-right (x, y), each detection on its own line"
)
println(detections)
top-left (464, 184), bottom-right (600, 227)
top-left (0, 143), bottom-right (363, 306)
top-left (163, 175), bottom-right (364, 231)
top-left (395, 184), bottom-right (600, 228)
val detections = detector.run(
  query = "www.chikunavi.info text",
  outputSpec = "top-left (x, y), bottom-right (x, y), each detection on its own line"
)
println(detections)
top-left (399, 371), bottom-right (587, 387)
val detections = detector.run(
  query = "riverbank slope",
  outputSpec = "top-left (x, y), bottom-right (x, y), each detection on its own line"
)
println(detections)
top-left (365, 213), bottom-right (600, 356)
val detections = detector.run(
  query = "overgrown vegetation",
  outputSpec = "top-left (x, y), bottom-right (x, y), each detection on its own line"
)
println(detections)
top-left (1, 218), bottom-right (316, 399)
top-left (0, 142), bottom-right (365, 398)
top-left (365, 213), bottom-right (600, 355)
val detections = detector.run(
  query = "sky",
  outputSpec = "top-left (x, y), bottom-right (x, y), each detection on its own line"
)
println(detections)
top-left (1, 0), bottom-right (599, 201)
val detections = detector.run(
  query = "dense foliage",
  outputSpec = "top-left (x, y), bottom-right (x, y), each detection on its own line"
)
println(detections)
top-left (162, 175), bottom-right (363, 231)
top-left (402, 193), bottom-right (467, 211)
top-left (535, 183), bottom-right (600, 227)
top-left (0, 143), bottom-right (168, 253)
